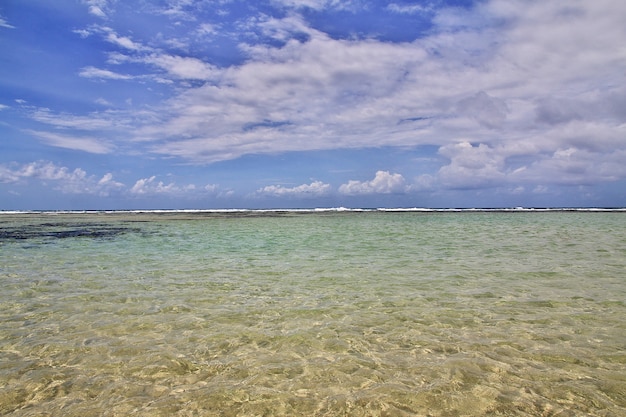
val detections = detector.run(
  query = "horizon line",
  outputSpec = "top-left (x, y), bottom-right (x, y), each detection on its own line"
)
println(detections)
top-left (2, 207), bottom-right (626, 215)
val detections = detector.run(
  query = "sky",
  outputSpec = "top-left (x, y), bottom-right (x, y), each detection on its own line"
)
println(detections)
top-left (1, 0), bottom-right (625, 210)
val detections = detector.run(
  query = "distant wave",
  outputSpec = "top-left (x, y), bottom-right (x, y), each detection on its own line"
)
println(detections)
top-left (376, 207), bottom-right (626, 212)
top-left (1, 207), bottom-right (625, 215)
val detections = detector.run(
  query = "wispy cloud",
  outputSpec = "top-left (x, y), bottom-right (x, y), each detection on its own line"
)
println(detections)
top-left (77, 26), bottom-right (221, 82)
top-left (82, 0), bottom-right (111, 18)
top-left (0, 13), bottom-right (15, 29)
top-left (105, 30), bottom-right (145, 51)
top-left (79, 66), bottom-right (134, 80)
top-left (29, 108), bottom-right (134, 131)
top-left (25, 130), bottom-right (114, 154)
top-left (26, 107), bottom-right (158, 144)
top-left (143, 54), bottom-right (220, 80)
top-left (387, 3), bottom-right (432, 15)
top-left (270, 0), bottom-right (363, 12)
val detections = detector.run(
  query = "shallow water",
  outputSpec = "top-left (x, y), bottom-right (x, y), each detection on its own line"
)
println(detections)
top-left (1, 211), bottom-right (625, 416)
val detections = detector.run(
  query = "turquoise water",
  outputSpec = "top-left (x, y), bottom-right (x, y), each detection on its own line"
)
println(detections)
top-left (1, 211), bottom-right (625, 416)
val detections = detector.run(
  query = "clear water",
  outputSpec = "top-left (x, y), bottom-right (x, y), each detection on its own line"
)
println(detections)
top-left (1, 211), bottom-right (625, 416)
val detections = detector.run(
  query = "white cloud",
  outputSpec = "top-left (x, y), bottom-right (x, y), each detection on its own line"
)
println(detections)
top-left (513, 147), bottom-right (626, 185)
top-left (0, 166), bottom-right (20, 184)
top-left (98, 172), bottom-right (119, 186)
top-left (105, 51), bottom-right (130, 65)
top-left (157, 0), bottom-right (209, 20)
top-left (253, 14), bottom-right (316, 42)
top-left (257, 180), bottom-right (331, 197)
top-left (131, 176), bottom-right (160, 194)
top-left (271, 0), bottom-right (326, 10)
top-left (437, 142), bottom-right (506, 189)
top-left (1, 161), bottom-right (219, 199)
top-left (432, 134), bottom-right (626, 191)
top-left (74, 28), bottom-right (92, 38)
top-left (79, 26), bottom-right (149, 51)
top-left (339, 171), bottom-right (407, 195)
top-left (105, 30), bottom-right (145, 51)
top-left (88, 6), bottom-right (106, 18)
top-left (130, 176), bottom-right (196, 196)
top-left (196, 23), bottom-right (218, 36)
top-left (204, 183), bottom-right (219, 192)
top-left (95, 98), bottom-right (113, 106)
top-left (17, 161), bottom-right (82, 181)
top-left (0, 161), bottom-right (124, 195)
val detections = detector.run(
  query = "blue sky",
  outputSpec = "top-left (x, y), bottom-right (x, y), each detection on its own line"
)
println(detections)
top-left (1, 0), bottom-right (625, 209)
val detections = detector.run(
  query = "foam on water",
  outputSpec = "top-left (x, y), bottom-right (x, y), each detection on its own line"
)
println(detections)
top-left (1, 211), bottom-right (625, 416)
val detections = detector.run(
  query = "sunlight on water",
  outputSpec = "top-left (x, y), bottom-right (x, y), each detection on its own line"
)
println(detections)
top-left (1, 212), bottom-right (625, 416)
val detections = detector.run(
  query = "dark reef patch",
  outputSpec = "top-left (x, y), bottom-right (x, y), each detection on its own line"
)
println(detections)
top-left (0, 222), bottom-right (142, 242)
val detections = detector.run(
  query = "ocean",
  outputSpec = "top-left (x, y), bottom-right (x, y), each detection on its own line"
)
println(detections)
top-left (1, 210), bottom-right (625, 416)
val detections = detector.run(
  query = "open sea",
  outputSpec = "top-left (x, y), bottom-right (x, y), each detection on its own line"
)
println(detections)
top-left (1, 209), bottom-right (625, 416)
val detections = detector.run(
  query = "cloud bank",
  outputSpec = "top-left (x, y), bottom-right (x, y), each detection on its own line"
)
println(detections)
top-left (32, 2), bottom-right (624, 177)
top-left (2, 0), bottom-right (625, 208)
